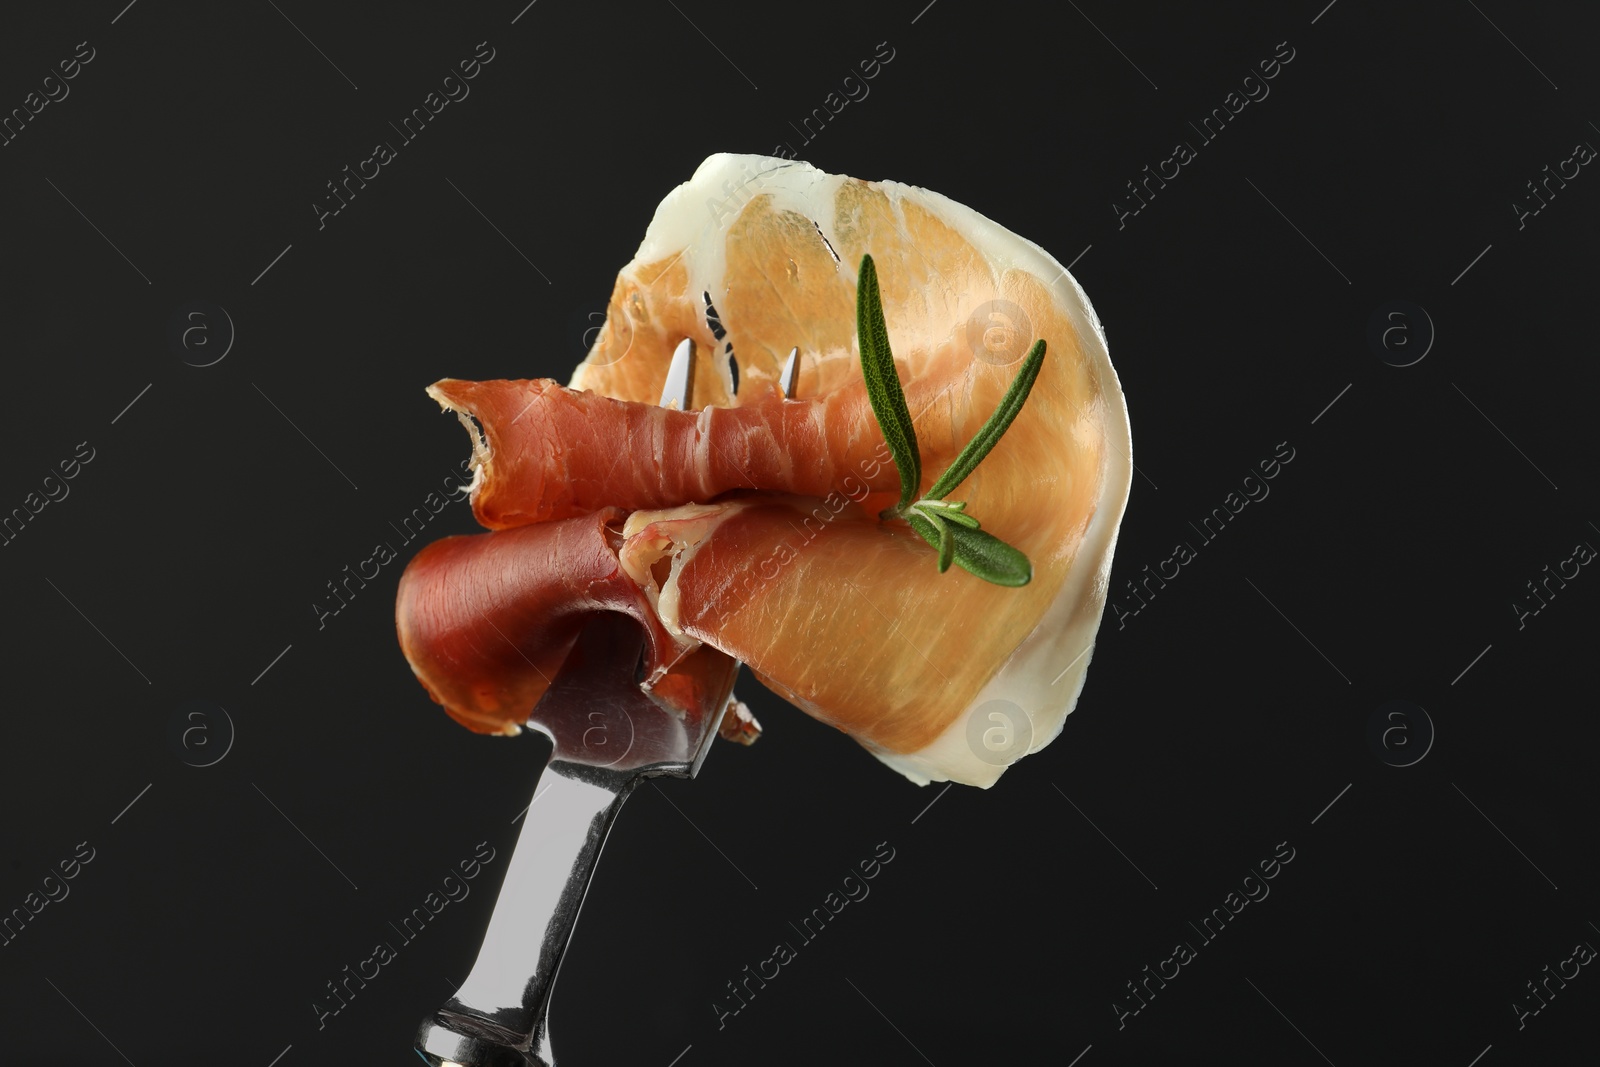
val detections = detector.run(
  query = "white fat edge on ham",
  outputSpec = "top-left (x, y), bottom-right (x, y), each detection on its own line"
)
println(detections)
top-left (427, 384), bottom-right (492, 502)
top-left (619, 501), bottom-right (753, 641)
top-left (580, 154), bottom-right (1133, 789)
top-left (859, 166), bottom-right (1129, 789)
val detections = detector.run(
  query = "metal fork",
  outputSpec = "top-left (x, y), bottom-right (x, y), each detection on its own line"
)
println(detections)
top-left (413, 612), bottom-right (738, 1067)
top-left (413, 339), bottom-right (796, 1065)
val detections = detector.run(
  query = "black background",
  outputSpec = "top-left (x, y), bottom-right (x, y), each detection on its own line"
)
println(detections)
top-left (1, 1), bottom-right (1596, 1065)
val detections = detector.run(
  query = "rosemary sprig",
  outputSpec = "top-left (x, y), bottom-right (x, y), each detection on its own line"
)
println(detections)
top-left (855, 254), bottom-right (1044, 587)
top-left (924, 337), bottom-right (1046, 501)
top-left (855, 253), bottom-right (921, 511)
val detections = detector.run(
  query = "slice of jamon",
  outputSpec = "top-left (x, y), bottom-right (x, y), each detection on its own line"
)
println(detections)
top-left (394, 508), bottom-right (729, 737)
top-left (428, 376), bottom-right (911, 529)
top-left (397, 154), bottom-right (1132, 787)
top-left (618, 497), bottom-right (1089, 780)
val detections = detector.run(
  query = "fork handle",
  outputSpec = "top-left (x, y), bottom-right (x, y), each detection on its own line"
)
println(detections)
top-left (416, 736), bottom-right (637, 1067)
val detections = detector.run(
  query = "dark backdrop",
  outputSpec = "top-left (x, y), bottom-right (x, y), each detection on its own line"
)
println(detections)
top-left (1, 2), bottom-right (1596, 1065)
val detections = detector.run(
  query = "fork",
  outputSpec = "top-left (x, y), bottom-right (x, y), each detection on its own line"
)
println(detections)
top-left (413, 339), bottom-right (797, 1065)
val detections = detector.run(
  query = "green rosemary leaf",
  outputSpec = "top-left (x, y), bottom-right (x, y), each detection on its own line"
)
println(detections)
top-left (913, 500), bottom-right (980, 529)
top-left (925, 338), bottom-right (1047, 501)
top-left (906, 512), bottom-right (1032, 586)
top-left (949, 524), bottom-right (1033, 586)
top-left (856, 254), bottom-right (920, 510)
top-left (905, 511), bottom-right (942, 553)
top-left (852, 254), bottom-right (1041, 587)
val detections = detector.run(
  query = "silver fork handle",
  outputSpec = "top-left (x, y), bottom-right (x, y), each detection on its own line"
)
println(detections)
top-left (415, 738), bottom-right (638, 1067)
top-left (412, 609), bottom-right (737, 1065)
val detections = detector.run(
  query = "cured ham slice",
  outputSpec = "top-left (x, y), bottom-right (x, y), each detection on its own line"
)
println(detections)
top-left (428, 376), bottom-right (909, 529)
top-left (396, 154), bottom-right (1132, 787)
top-left (394, 507), bottom-right (737, 739)
top-left (395, 508), bottom-right (672, 736)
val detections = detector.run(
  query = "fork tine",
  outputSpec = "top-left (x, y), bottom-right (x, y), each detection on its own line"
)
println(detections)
top-left (779, 346), bottom-right (800, 399)
top-left (660, 338), bottom-right (694, 409)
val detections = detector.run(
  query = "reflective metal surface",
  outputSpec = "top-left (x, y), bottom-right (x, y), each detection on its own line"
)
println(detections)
top-left (659, 337), bottom-right (694, 410)
top-left (779, 345), bottom-right (800, 399)
top-left (415, 612), bottom-right (738, 1066)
